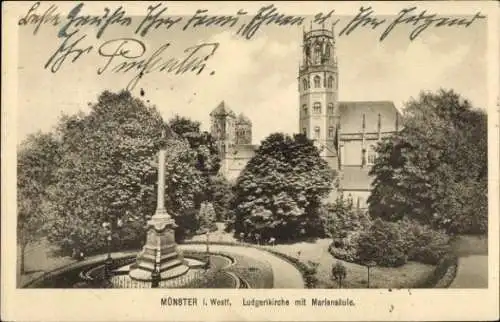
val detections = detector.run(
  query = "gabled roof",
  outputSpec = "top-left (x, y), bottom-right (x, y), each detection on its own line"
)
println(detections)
top-left (339, 166), bottom-right (373, 190)
top-left (339, 101), bottom-right (401, 134)
top-left (210, 101), bottom-right (236, 118)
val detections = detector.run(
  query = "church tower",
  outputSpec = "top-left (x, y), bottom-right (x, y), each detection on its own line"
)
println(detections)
top-left (298, 24), bottom-right (339, 169)
top-left (210, 101), bottom-right (236, 173)
top-left (235, 114), bottom-right (252, 145)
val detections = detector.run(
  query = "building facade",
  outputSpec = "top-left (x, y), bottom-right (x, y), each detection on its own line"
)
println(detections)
top-left (210, 101), bottom-right (258, 181)
top-left (212, 26), bottom-right (401, 208)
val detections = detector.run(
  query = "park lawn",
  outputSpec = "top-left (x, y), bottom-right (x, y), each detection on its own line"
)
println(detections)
top-left (223, 252), bottom-right (274, 288)
top-left (450, 235), bottom-right (488, 257)
top-left (263, 238), bottom-right (436, 289)
top-left (18, 239), bottom-right (76, 287)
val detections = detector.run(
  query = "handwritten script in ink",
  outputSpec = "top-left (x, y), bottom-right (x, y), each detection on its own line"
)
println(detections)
top-left (17, 2), bottom-right (486, 90)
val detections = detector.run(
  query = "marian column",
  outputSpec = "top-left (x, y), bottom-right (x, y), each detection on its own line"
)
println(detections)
top-left (129, 130), bottom-right (189, 281)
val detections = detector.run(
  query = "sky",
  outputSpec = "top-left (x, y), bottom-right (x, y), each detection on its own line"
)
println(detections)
top-left (17, 5), bottom-right (488, 145)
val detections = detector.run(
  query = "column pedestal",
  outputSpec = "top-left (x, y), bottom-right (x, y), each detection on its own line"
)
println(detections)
top-left (129, 209), bottom-right (189, 281)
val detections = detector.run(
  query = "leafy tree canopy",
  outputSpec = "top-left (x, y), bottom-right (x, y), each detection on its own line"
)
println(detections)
top-left (40, 90), bottom-right (205, 254)
top-left (232, 133), bottom-right (336, 241)
top-left (368, 89), bottom-right (487, 234)
top-left (17, 132), bottom-right (61, 271)
top-left (168, 115), bottom-right (221, 176)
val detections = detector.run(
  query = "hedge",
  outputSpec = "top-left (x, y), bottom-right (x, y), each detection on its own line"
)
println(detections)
top-left (414, 254), bottom-right (458, 288)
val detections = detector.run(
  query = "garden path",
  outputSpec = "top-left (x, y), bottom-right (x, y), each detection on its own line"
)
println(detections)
top-left (449, 236), bottom-right (488, 288)
top-left (449, 256), bottom-right (488, 288)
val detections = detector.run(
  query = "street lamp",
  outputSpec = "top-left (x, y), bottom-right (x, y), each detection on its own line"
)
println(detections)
top-left (151, 248), bottom-right (160, 288)
top-left (205, 230), bottom-right (211, 269)
top-left (102, 217), bottom-right (123, 279)
top-left (365, 261), bottom-right (376, 288)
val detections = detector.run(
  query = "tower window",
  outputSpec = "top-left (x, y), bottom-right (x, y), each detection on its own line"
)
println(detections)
top-left (302, 78), bottom-right (308, 90)
top-left (328, 103), bottom-right (334, 114)
top-left (314, 126), bottom-right (320, 139)
top-left (314, 44), bottom-right (322, 64)
top-left (314, 75), bottom-right (321, 88)
top-left (313, 102), bottom-right (321, 114)
top-left (328, 127), bottom-right (334, 138)
top-left (327, 76), bottom-right (333, 88)
top-left (302, 104), bottom-right (308, 115)
top-left (302, 127), bottom-right (307, 135)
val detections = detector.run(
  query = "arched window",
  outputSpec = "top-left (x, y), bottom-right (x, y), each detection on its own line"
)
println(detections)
top-left (327, 76), bottom-right (333, 88)
top-left (328, 103), bottom-right (334, 114)
top-left (314, 126), bottom-right (320, 139)
top-left (328, 127), bottom-right (334, 138)
top-left (302, 104), bottom-right (308, 115)
top-left (302, 78), bottom-right (308, 90)
top-left (367, 146), bottom-right (377, 165)
top-left (314, 44), bottom-right (322, 64)
top-left (314, 75), bottom-right (321, 88)
top-left (325, 44), bottom-right (331, 59)
top-left (313, 102), bottom-right (321, 114)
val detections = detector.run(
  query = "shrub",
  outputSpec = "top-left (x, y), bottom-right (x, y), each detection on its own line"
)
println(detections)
top-left (415, 253), bottom-right (458, 288)
top-left (398, 218), bottom-right (451, 265)
top-left (356, 218), bottom-right (407, 267)
top-left (323, 197), bottom-right (372, 240)
top-left (331, 261), bottom-right (347, 288)
top-left (328, 231), bottom-right (362, 262)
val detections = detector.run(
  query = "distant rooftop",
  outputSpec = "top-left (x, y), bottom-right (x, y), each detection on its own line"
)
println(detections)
top-left (210, 101), bottom-right (236, 118)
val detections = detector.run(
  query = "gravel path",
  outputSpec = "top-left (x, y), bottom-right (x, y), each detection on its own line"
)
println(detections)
top-left (449, 255), bottom-right (488, 288)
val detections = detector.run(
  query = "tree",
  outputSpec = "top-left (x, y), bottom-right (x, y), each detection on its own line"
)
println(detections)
top-left (232, 133), bottom-right (336, 241)
top-left (197, 201), bottom-right (217, 233)
top-left (210, 174), bottom-right (234, 221)
top-left (368, 89), bottom-right (487, 234)
top-left (168, 115), bottom-right (221, 178)
top-left (45, 90), bottom-right (205, 255)
top-left (331, 261), bottom-right (347, 288)
top-left (17, 132), bottom-right (61, 273)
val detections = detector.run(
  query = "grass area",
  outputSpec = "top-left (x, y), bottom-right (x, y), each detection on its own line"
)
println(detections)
top-left (221, 252), bottom-right (274, 288)
top-left (263, 239), bottom-right (435, 289)
top-left (18, 239), bottom-right (75, 287)
top-left (450, 235), bottom-right (488, 256)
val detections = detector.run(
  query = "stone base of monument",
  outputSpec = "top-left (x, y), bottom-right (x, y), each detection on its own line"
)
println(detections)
top-left (128, 208), bottom-right (190, 282)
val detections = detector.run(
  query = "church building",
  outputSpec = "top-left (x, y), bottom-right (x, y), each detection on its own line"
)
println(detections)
top-left (210, 26), bottom-right (401, 208)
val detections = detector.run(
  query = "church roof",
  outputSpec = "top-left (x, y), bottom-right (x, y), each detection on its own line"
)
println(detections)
top-left (210, 101), bottom-right (236, 118)
top-left (339, 101), bottom-right (401, 134)
top-left (339, 166), bottom-right (373, 190)
top-left (236, 113), bottom-right (252, 125)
